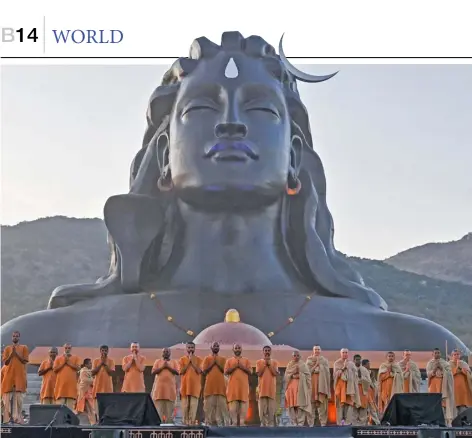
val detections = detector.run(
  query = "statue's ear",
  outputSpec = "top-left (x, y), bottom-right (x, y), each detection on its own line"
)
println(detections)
top-left (104, 194), bottom-right (166, 293)
top-left (156, 128), bottom-right (170, 172)
top-left (290, 135), bottom-right (303, 174)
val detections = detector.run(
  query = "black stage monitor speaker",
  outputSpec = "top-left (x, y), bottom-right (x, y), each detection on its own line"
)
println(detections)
top-left (29, 404), bottom-right (80, 426)
top-left (97, 392), bottom-right (161, 426)
top-left (452, 407), bottom-right (472, 427)
top-left (381, 393), bottom-right (445, 426)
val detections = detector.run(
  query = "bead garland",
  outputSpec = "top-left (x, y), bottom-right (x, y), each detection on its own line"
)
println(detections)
top-left (149, 293), bottom-right (313, 339)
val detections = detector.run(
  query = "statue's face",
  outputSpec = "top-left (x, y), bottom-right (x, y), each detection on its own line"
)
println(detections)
top-left (169, 53), bottom-right (291, 204)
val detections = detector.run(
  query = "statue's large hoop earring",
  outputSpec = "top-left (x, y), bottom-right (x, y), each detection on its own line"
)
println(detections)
top-left (286, 178), bottom-right (301, 195)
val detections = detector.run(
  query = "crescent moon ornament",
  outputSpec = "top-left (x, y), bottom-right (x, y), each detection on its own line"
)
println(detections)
top-left (278, 33), bottom-right (338, 83)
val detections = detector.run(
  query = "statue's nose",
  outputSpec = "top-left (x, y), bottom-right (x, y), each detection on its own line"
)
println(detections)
top-left (215, 122), bottom-right (248, 139)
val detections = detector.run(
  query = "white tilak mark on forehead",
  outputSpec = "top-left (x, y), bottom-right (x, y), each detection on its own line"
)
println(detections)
top-left (225, 57), bottom-right (239, 79)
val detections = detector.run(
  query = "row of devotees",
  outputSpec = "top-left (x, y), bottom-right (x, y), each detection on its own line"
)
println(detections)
top-left (2, 332), bottom-right (472, 427)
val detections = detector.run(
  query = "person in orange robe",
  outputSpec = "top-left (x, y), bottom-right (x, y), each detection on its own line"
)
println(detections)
top-left (38, 347), bottom-right (58, 405)
top-left (202, 342), bottom-right (228, 426)
top-left (0, 364), bottom-right (3, 418)
top-left (378, 351), bottom-right (403, 415)
top-left (256, 345), bottom-right (279, 426)
top-left (426, 348), bottom-right (455, 426)
top-left (1, 331), bottom-right (29, 423)
top-left (353, 354), bottom-right (371, 426)
top-left (91, 345), bottom-right (115, 416)
top-left (179, 341), bottom-right (203, 425)
top-left (449, 349), bottom-right (472, 414)
top-left (122, 342), bottom-right (146, 392)
top-left (75, 358), bottom-right (97, 425)
top-left (151, 347), bottom-right (179, 423)
top-left (53, 343), bottom-right (81, 409)
top-left (399, 350), bottom-right (421, 393)
top-left (225, 343), bottom-right (252, 426)
top-left (284, 350), bottom-right (311, 426)
top-left (362, 359), bottom-right (380, 425)
top-left (306, 345), bottom-right (331, 427)
top-left (333, 348), bottom-right (360, 425)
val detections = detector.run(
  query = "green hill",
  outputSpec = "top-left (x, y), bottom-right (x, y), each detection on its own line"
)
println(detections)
top-left (386, 233), bottom-right (472, 285)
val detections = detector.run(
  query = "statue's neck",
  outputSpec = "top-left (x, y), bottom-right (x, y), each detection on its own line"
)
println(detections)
top-left (162, 199), bottom-right (305, 294)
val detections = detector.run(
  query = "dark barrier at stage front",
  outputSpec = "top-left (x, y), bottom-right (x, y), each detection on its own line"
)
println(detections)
top-left (207, 426), bottom-right (353, 438)
top-left (2, 426), bottom-right (472, 438)
top-left (88, 427), bottom-right (207, 438)
top-left (0, 426), bottom-right (85, 438)
top-left (0, 425), bottom-right (207, 438)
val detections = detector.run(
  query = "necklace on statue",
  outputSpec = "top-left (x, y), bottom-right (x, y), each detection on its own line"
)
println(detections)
top-left (148, 292), bottom-right (314, 338)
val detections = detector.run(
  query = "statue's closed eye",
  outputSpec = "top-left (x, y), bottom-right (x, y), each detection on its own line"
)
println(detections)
top-left (244, 101), bottom-right (280, 118)
top-left (181, 99), bottom-right (219, 117)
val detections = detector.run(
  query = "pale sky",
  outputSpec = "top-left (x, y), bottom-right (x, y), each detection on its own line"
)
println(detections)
top-left (1, 64), bottom-right (471, 259)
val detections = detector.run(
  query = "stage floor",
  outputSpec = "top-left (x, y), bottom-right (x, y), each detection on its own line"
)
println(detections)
top-left (1, 425), bottom-right (472, 438)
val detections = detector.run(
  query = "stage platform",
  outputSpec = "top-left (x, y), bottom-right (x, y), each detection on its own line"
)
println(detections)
top-left (1, 425), bottom-right (472, 438)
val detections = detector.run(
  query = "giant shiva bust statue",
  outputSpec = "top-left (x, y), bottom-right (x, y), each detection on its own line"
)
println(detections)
top-left (1, 32), bottom-right (467, 352)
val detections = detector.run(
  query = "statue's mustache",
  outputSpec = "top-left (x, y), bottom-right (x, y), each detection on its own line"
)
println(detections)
top-left (204, 142), bottom-right (259, 160)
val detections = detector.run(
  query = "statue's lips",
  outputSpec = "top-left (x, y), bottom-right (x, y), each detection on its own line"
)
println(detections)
top-left (204, 141), bottom-right (259, 163)
top-left (212, 150), bottom-right (251, 163)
